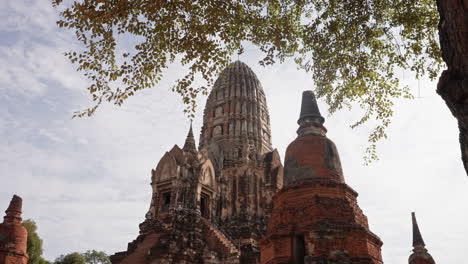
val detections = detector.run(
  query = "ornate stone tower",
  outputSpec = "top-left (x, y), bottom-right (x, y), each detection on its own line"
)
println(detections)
top-left (199, 61), bottom-right (283, 263)
top-left (111, 126), bottom-right (240, 264)
top-left (259, 91), bottom-right (383, 264)
top-left (0, 195), bottom-right (28, 264)
top-left (111, 61), bottom-right (283, 264)
top-left (408, 213), bottom-right (436, 264)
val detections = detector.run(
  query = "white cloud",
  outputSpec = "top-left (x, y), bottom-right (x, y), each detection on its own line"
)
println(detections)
top-left (0, 0), bottom-right (59, 33)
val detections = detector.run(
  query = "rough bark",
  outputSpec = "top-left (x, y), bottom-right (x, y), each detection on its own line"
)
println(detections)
top-left (436, 0), bottom-right (468, 175)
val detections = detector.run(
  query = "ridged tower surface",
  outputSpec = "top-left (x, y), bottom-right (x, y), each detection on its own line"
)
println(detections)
top-left (199, 61), bottom-right (283, 263)
top-left (199, 60), bottom-right (273, 159)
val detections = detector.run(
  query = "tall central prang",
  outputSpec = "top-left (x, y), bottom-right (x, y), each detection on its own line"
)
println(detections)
top-left (200, 60), bottom-right (273, 156)
top-left (199, 61), bottom-right (283, 262)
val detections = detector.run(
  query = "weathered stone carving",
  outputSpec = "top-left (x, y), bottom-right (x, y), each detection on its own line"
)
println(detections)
top-left (197, 61), bottom-right (283, 263)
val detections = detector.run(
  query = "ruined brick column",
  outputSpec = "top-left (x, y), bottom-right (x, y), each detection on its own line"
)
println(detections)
top-left (408, 213), bottom-right (436, 264)
top-left (0, 195), bottom-right (28, 264)
top-left (259, 91), bottom-right (383, 264)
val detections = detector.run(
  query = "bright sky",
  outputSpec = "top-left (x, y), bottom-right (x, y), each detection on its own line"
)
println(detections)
top-left (1, 0), bottom-right (467, 263)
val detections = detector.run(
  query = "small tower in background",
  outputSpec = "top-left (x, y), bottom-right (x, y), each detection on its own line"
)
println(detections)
top-left (0, 195), bottom-right (28, 264)
top-left (409, 213), bottom-right (436, 264)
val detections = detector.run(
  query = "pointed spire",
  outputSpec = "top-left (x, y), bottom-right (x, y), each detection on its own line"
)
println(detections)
top-left (183, 121), bottom-right (197, 153)
top-left (298, 91), bottom-right (325, 125)
top-left (409, 212), bottom-right (436, 264)
top-left (188, 121), bottom-right (194, 138)
top-left (412, 212), bottom-right (426, 248)
top-left (296, 91), bottom-right (327, 137)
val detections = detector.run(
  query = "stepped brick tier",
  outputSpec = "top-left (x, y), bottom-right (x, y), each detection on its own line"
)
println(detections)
top-left (0, 195), bottom-right (28, 264)
top-left (111, 61), bottom-right (283, 264)
top-left (259, 91), bottom-right (383, 264)
top-left (408, 213), bottom-right (436, 264)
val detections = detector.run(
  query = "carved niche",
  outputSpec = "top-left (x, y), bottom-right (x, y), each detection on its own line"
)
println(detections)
top-left (214, 106), bottom-right (223, 117)
top-left (213, 125), bottom-right (223, 137)
top-left (153, 152), bottom-right (177, 183)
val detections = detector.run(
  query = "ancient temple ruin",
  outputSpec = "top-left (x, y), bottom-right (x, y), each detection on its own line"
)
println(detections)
top-left (110, 61), bottom-right (283, 264)
top-left (110, 61), bottom-right (437, 264)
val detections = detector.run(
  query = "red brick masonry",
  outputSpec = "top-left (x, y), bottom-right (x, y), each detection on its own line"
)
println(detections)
top-left (0, 195), bottom-right (28, 264)
top-left (260, 91), bottom-right (383, 264)
top-left (260, 179), bottom-right (383, 264)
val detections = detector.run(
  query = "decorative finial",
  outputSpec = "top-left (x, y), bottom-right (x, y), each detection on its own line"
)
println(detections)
top-left (188, 121), bottom-right (194, 137)
top-left (412, 212), bottom-right (426, 248)
top-left (296, 91), bottom-right (327, 137)
top-left (183, 122), bottom-right (197, 153)
top-left (298, 91), bottom-right (325, 125)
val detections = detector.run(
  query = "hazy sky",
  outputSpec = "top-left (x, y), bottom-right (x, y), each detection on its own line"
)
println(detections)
top-left (1, 0), bottom-right (467, 263)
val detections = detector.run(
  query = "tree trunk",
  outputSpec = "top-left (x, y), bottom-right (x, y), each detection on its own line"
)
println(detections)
top-left (436, 0), bottom-right (468, 175)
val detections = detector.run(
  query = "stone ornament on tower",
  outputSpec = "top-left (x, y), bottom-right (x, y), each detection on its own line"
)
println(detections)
top-left (298, 91), bottom-right (325, 125)
top-left (182, 121), bottom-right (197, 154)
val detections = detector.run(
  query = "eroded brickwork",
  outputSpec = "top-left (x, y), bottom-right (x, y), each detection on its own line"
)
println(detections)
top-left (0, 195), bottom-right (28, 264)
top-left (260, 91), bottom-right (383, 264)
top-left (260, 180), bottom-right (383, 264)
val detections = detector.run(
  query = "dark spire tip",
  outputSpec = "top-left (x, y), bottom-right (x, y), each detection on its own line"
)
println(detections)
top-left (298, 91), bottom-right (325, 125)
top-left (412, 212), bottom-right (426, 248)
top-left (183, 122), bottom-right (197, 153)
top-left (188, 121), bottom-right (194, 137)
top-left (6, 194), bottom-right (22, 214)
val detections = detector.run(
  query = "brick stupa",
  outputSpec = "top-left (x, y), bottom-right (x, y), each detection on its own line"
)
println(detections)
top-left (0, 195), bottom-right (28, 264)
top-left (259, 91), bottom-right (383, 264)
